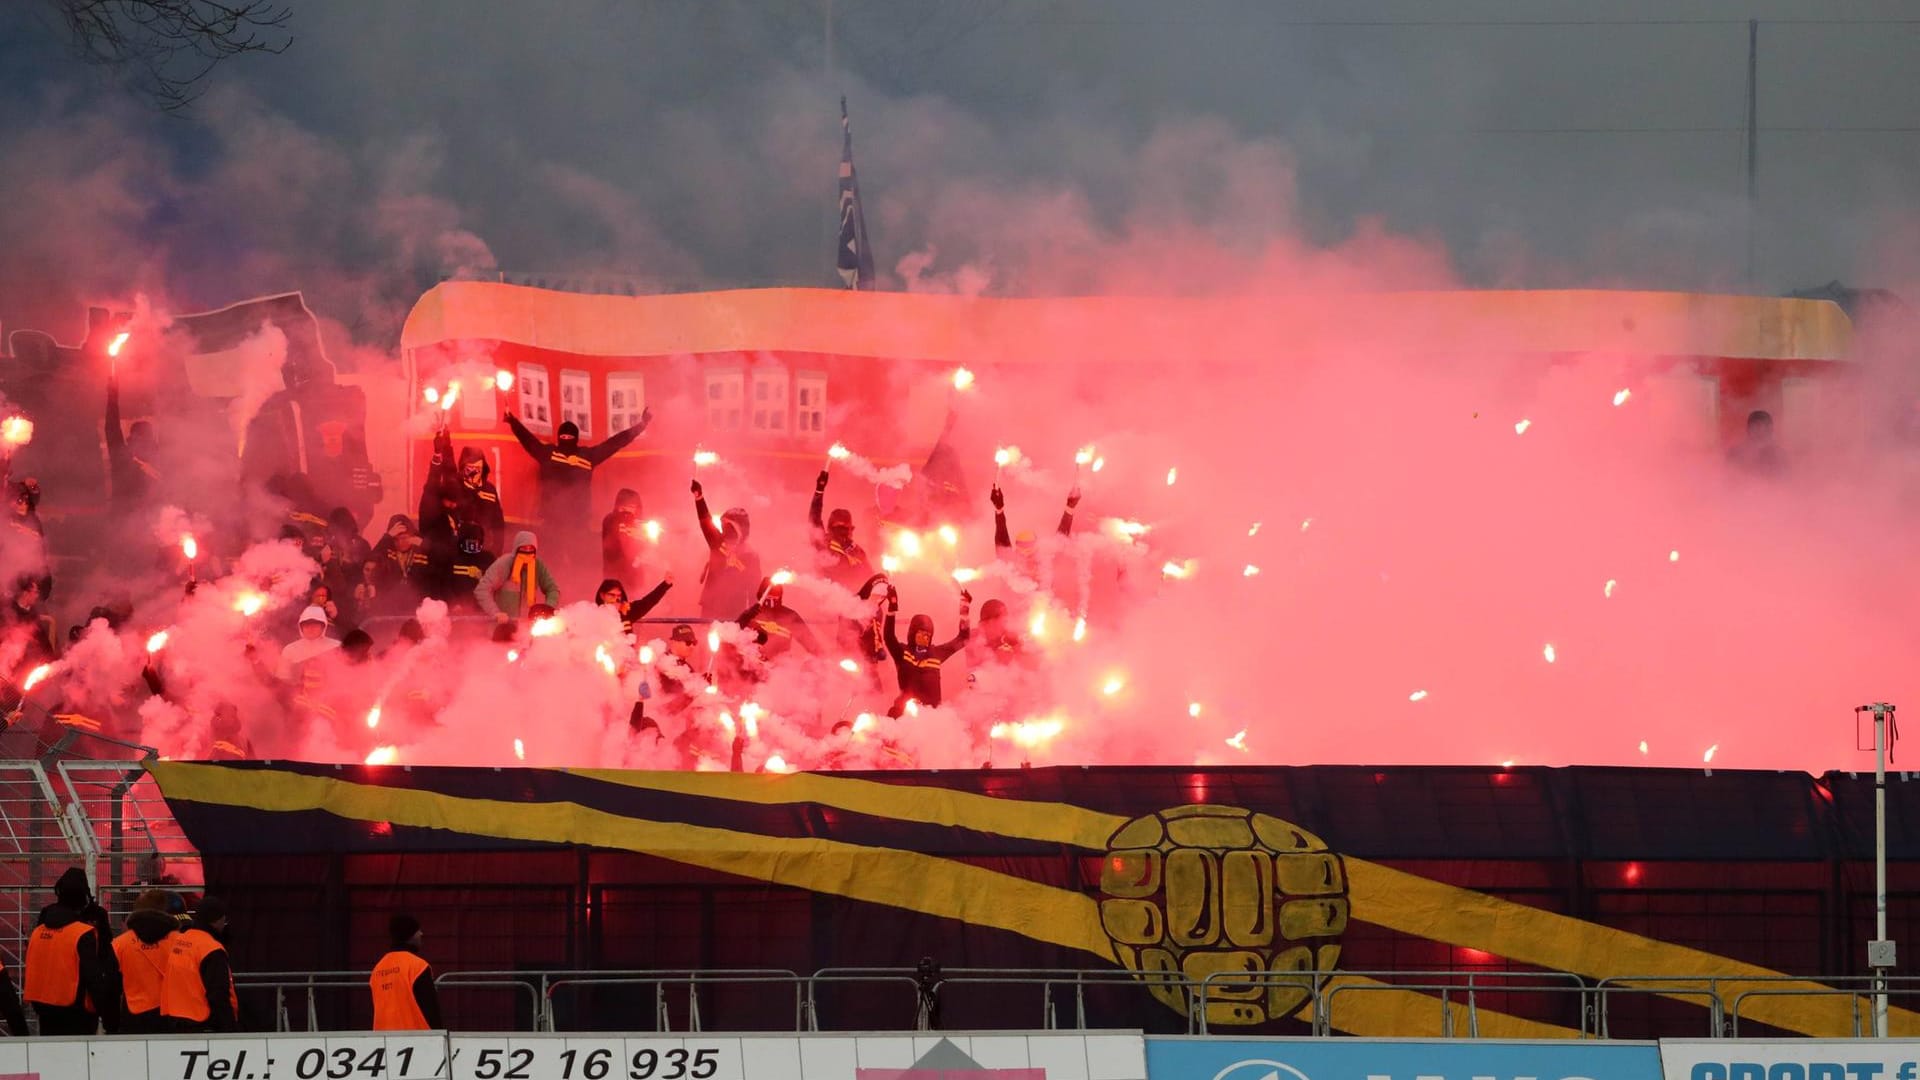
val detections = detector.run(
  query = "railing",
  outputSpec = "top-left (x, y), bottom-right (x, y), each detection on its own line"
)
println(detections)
top-left (545, 969), bottom-right (804, 1033)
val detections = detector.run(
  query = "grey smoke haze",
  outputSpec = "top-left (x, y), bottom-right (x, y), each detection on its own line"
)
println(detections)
top-left (5, 0), bottom-right (1920, 345)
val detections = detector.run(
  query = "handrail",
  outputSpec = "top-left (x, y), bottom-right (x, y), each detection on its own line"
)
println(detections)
top-left (433, 971), bottom-right (544, 1030)
top-left (1729, 984), bottom-right (1920, 1038)
top-left (544, 969), bottom-right (804, 1033)
top-left (802, 969), bottom-right (925, 1031)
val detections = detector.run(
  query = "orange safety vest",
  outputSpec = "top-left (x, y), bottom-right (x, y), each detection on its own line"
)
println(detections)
top-left (113, 928), bottom-right (175, 1015)
top-left (23, 922), bottom-right (94, 1010)
top-left (160, 929), bottom-right (236, 1023)
top-left (368, 950), bottom-right (431, 1030)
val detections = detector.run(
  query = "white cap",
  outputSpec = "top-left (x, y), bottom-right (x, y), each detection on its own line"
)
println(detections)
top-left (299, 605), bottom-right (329, 625)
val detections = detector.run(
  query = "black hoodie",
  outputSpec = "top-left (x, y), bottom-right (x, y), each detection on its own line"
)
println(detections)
top-left (24, 892), bottom-right (112, 1034)
top-left (429, 431), bottom-right (505, 551)
top-left (884, 606), bottom-right (970, 715)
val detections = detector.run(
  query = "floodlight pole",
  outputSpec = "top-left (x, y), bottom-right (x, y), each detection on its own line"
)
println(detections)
top-left (1863, 702), bottom-right (1897, 1035)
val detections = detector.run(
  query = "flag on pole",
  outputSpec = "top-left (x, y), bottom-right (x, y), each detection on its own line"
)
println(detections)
top-left (837, 96), bottom-right (876, 290)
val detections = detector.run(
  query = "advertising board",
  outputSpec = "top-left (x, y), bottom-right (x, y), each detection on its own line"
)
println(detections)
top-left (1143, 1037), bottom-right (1662, 1080)
top-left (1660, 1039), bottom-right (1920, 1079)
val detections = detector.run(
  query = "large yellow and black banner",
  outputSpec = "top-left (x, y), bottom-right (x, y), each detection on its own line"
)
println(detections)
top-left (150, 761), bottom-right (1917, 1037)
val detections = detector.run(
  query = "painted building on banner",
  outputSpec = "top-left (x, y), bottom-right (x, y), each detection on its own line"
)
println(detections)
top-left (152, 761), bottom-right (1920, 1040)
top-left (396, 283), bottom-right (1853, 537)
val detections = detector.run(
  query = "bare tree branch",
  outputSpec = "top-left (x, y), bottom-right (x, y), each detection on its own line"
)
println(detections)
top-left (43, 0), bottom-right (292, 113)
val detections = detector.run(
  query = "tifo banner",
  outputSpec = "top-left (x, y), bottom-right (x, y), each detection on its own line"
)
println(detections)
top-left (1659, 1039), bottom-right (1920, 1079)
top-left (0, 1032), bottom-right (1144, 1080)
top-left (1143, 1037), bottom-right (1661, 1080)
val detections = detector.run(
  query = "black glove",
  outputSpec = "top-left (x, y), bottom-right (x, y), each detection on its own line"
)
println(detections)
top-left (990, 485), bottom-right (1005, 511)
top-left (886, 590), bottom-right (899, 614)
top-left (816, 470), bottom-right (830, 493)
top-left (959, 589), bottom-right (972, 607)
top-left (690, 479), bottom-right (703, 498)
top-left (1066, 487), bottom-right (1082, 509)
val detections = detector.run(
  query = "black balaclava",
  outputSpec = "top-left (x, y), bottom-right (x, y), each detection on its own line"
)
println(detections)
top-left (909, 614), bottom-right (935, 657)
top-left (557, 420), bottom-right (580, 452)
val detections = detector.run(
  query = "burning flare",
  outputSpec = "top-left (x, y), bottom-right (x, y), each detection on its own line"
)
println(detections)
top-left (1165, 467), bottom-right (1178, 486)
top-left (1542, 643), bottom-right (1557, 664)
top-left (1072, 616), bottom-right (1087, 643)
top-left (951, 568), bottom-right (979, 585)
top-left (1514, 419), bottom-right (1532, 435)
top-left (692, 449), bottom-right (720, 468)
top-left (990, 716), bottom-right (1065, 748)
top-left (1, 416), bottom-right (33, 447)
top-left (494, 369), bottom-right (515, 391)
top-left (1161, 560), bottom-right (1194, 580)
top-left (365, 746), bottom-right (399, 766)
top-left (1409, 690), bottom-right (1429, 702)
top-left (770, 570), bottom-right (794, 586)
top-left (642, 519), bottom-right (663, 543)
top-left (1604, 578), bottom-right (1618, 598)
top-left (839, 658), bottom-right (860, 674)
top-left (951, 367), bottom-right (975, 392)
top-left (993, 447), bottom-right (1013, 468)
top-left (1225, 730), bottom-right (1249, 752)
top-left (765, 755), bottom-right (791, 773)
top-left (1101, 674), bottom-right (1126, 696)
top-left (365, 706), bottom-right (382, 730)
top-left (1188, 702), bottom-right (1202, 718)
top-left (1242, 564), bottom-right (1261, 577)
top-left (828, 443), bottom-right (852, 461)
top-left (514, 738), bottom-right (526, 761)
top-left (423, 387), bottom-right (439, 405)
top-left (937, 525), bottom-right (959, 547)
top-left (107, 331), bottom-right (131, 358)
top-left (1075, 446), bottom-right (1096, 467)
top-left (594, 644), bottom-right (617, 675)
top-left (530, 616), bottom-right (562, 638)
top-left (234, 592), bottom-right (265, 618)
top-left (181, 536), bottom-right (198, 561)
top-left (21, 664), bottom-right (52, 691)
top-left (145, 629), bottom-right (170, 654)
top-left (1612, 388), bottom-right (1632, 407)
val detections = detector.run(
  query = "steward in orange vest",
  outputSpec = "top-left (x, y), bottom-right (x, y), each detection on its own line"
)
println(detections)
top-left (368, 915), bottom-right (441, 1030)
top-left (0, 956), bottom-right (26, 1035)
top-left (160, 897), bottom-right (237, 1033)
top-left (114, 889), bottom-right (181, 1034)
top-left (22, 868), bottom-right (113, 1035)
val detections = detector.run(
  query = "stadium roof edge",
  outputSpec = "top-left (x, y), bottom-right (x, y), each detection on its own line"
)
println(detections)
top-left (399, 282), bottom-right (1853, 365)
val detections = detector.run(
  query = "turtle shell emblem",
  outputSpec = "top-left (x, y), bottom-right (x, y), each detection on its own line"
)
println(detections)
top-left (1098, 805), bottom-right (1348, 1026)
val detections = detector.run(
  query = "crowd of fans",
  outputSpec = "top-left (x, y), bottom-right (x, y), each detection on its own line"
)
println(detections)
top-left (0, 375), bottom-right (1098, 769)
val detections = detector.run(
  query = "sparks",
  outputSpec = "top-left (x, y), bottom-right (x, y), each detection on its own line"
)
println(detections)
top-left (839, 658), bottom-right (860, 674)
top-left (1104, 519), bottom-right (1150, 544)
top-left (506, 649), bottom-right (520, 663)
top-left (181, 535), bottom-right (198, 561)
top-left (1409, 690), bottom-right (1429, 702)
top-left (1669, 549), bottom-right (1680, 563)
top-left (440, 383), bottom-right (460, 411)
top-left (494, 369), bottom-right (514, 391)
top-left (1542, 643), bottom-right (1557, 664)
top-left (513, 738), bottom-right (526, 761)
top-left (530, 616), bottom-right (562, 638)
top-left (1075, 445), bottom-right (1095, 466)
top-left (1703, 744), bottom-right (1718, 763)
top-left (692, 449), bottom-right (719, 468)
top-left (894, 530), bottom-right (923, 558)
top-left (994, 447), bottom-right (1013, 468)
top-left (765, 755), bottom-right (791, 773)
top-left (107, 331), bottom-right (131, 358)
top-left (951, 567), bottom-right (978, 585)
top-left (991, 716), bottom-right (1065, 748)
top-left (1188, 702), bottom-right (1202, 718)
top-left (1091, 457), bottom-right (1105, 472)
top-left (1613, 388), bottom-right (1632, 407)
top-left (1165, 467), bottom-right (1178, 486)
top-left (1072, 616), bottom-right (1087, 642)
top-left (937, 524), bottom-right (959, 547)
top-left (1028, 609), bottom-right (1048, 639)
top-left (951, 367), bottom-right (975, 391)
top-left (638, 646), bottom-right (655, 664)
top-left (365, 706), bottom-right (382, 730)
top-left (707, 627), bottom-right (721, 653)
top-left (1514, 419), bottom-right (1531, 435)
top-left (827, 442), bottom-right (852, 461)
top-left (21, 664), bottom-right (52, 691)
top-left (1242, 564), bottom-right (1260, 577)
top-left (642, 519), bottom-right (663, 543)
top-left (1638, 740), bottom-right (1649, 754)
top-left (1161, 560), bottom-right (1194, 580)
top-left (234, 592), bottom-right (265, 617)
top-left (1300, 517), bottom-right (1313, 533)
top-left (594, 644), bottom-right (617, 675)
top-left (0, 416), bottom-right (33, 446)
top-left (1101, 675), bottom-right (1126, 696)
top-left (145, 629), bottom-right (170, 654)
top-left (1248, 522), bottom-right (1261, 537)
top-left (1225, 730), bottom-right (1248, 752)
top-left (770, 570), bottom-right (794, 586)
top-left (1604, 578), bottom-right (1617, 598)
top-left (365, 746), bottom-right (398, 766)
top-left (852, 713), bottom-right (875, 734)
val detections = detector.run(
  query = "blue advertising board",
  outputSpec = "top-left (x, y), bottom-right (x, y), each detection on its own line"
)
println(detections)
top-left (1145, 1037), bottom-right (1663, 1080)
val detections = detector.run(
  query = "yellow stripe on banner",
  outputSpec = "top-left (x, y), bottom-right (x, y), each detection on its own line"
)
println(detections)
top-left (568, 769), bottom-right (1128, 851)
top-left (1302, 975), bottom-right (1582, 1040)
top-left (1345, 858), bottom-right (1920, 1037)
top-left (151, 763), bottom-right (1117, 962)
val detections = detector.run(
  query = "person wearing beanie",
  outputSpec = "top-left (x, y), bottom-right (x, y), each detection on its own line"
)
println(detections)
top-left (690, 479), bottom-right (761, 620)
top-left (114, 889), bottom-right (180, 1033)
top-left (161, 897), bottom-right (237, 1033)
top-left (275, 606), bottom-right (342, 685)
top-left (22, 867), bottom-right (112, 1035)
top-left (476, 532), bottom-right (560, 624)
top-left (368, 514), bottom-right (429, 616)
top-left (808, 468), bottom-right (872, 593)
top-left (368, 914), bottom-right (441, 1031)
top-left (506, 407), bottom-right (652, 573)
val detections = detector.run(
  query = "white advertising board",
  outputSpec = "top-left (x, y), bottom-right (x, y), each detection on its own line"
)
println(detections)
top-left (0, 1031), bottom-right (1144, 1080)
top-left (1660, 1039), bottom-right (1920, 1079)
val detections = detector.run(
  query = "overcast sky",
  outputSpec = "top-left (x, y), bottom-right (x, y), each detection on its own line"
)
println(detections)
top-left (4, 0), bottom-right (1920, 343)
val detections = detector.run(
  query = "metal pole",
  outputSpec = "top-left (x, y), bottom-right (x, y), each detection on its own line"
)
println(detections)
top-left (1876, 704), bottom-right (1890, 1036)
top-left (1745, 18), bottom-right (1759, 290)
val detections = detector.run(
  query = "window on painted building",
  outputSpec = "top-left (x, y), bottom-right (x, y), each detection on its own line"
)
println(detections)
top-left (559, 369), bottom-right (593, 439)
top-left (608, 372), bottom-right (646, 435)
top-left (706, 368), bottom-right (744, 430)
top-left (794, 372), bottom-right (827, 437)
top-left (517, 363), bottom-right (552, 433)
top-left (750, 365), bottom-right (790, 433)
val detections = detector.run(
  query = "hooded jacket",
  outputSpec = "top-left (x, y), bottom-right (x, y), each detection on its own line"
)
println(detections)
top-left (808, 474), bottom-right (872, 591)
top-left (505, 414), bottom-right (648, 527)
top-left (104, 376), bottom-right (160, 509)
top-left (23, 869), bottom-right (112, 1034)
top-left (735, 584), bottom-right (819, 660)
top-left (476, 531), bottom-right (561, 618)
top-left (884, 605), bottom-right (970, 714)
top-left (429, 431), bottom-right (505, 550)
top-left (694, 492), bottom-right (761, 620)
top-left (440, 522), bottom-right (496, 611)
